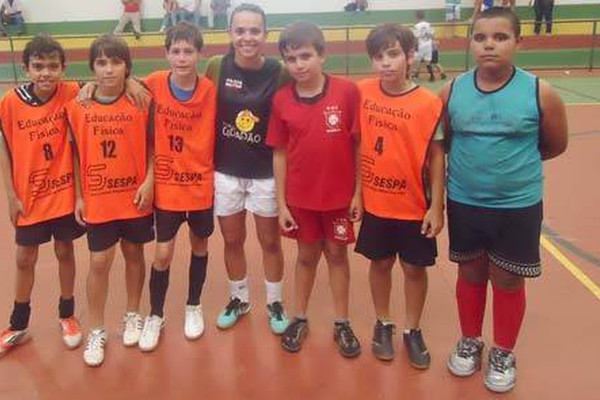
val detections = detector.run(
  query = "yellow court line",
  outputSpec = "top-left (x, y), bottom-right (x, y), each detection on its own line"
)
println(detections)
top-left (541, 235), bottom-right (600, 301)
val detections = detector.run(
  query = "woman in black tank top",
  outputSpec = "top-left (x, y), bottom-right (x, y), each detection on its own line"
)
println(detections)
top-left (205, 4), bottom-right (290, 334)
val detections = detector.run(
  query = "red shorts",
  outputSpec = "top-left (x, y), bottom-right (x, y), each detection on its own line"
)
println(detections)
top-left (283, 207), bottom-right (355, 244)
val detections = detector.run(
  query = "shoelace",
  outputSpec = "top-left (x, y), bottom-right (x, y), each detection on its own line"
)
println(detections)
top-left (61, 318), bottom-right (80, 334)
top-left (147, 316), bottom-right (163, 330)
top-left (85, 331), bottom-right (106, 351)
top-left (457, 338), bottom-right (482, 358)
top-left (224, 298), bottom-right (242, 315)
top-left (125, 314), bottom-right (142, 331)
top-left (269, 302), bottom-right (284, 321)
top-left (337, 324), bottom-right (358, 347)
top-left (489, 349), bottom-right (513, 373)
top-left (287, 320), bottom-right (305, 339)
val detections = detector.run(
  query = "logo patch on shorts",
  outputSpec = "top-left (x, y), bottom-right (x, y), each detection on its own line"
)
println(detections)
top-left (333, 218), bottom-right (349, 241)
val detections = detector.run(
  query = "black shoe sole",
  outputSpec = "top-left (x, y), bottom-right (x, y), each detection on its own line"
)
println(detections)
top-left (339, 347), bottom-right (361, 358)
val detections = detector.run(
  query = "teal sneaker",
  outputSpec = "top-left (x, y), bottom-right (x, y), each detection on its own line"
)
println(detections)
top-left (216, 297), bottom-right (250, 330)
top-left (267, 301), bottom-right (289, 335)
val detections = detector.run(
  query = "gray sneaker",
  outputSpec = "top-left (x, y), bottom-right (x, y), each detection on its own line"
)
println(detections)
top-left (447, 337), bottom-right (484, 377)
top-left (484, 347), bottom-right (517, 393)
top-left (372, 320), bottom-right (395, 361)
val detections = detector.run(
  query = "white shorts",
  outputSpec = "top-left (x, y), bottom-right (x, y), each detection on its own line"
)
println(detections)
top-left (214, 171), bottom-right (278, 218)
top-left (416, 43), bottom-right (433, 63)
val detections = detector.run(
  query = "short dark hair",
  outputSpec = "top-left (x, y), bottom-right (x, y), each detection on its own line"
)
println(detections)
top-left (365, 23), bottom-right (416, 60)
top-left (415, 10), bottom-right (426, 20)
top-left (278, 21), bottom-right (325, 56)
top-left (165, 22), bottom-right (203, 51)
top-left (229, 3), bottom-right (267, 32)
top-left (22, 34), bottom-right (66, 68)
top-left (474, 7), bottom-right (521, 37)
top-left (88, 34), bottom-right (132, 77)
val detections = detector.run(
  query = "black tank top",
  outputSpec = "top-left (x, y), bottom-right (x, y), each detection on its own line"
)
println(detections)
top-left (214, 53), bottom-right (282, 179)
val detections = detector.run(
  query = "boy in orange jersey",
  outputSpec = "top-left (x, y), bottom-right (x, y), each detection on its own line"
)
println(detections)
top-left (0, 34), bottom-right (85, 357)
top-left (67, 34), bottom-right (154, 367)
top-left (355, 24), bottom-right (445, 369)
top-left (137, 22), bottom-right (216, 352)
top-left (267, 22), bottom-right (362, 358)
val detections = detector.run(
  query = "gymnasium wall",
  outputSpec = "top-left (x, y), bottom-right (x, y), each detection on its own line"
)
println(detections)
top-left (16, 0), bottom-right (600, 24)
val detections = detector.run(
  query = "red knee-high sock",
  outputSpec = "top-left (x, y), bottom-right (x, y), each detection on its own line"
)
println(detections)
top-left (493, 285), bottom-right (526, 351)
top-left (456, 277), bottom-right (488, 338)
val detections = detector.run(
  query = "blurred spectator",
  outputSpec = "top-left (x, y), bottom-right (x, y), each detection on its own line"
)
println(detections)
top-left (445, 0), bottom-right (461, 37)
top-left (160, 0), bottom-right (178, 32)
top-left (114, 0), bottom-right (142, 40)
top-left (211, 0), bottom-right (229, 29)
top-left (174, 0), bottom-right (199, 26)
top-left (344, 0), bottom-right (368, 12)
top-left (0, 0), bottom-right (24, 36)
top-left (472, 0), bottom-right (515, 20)
top-left (531, 0), bottom-right (554, 35)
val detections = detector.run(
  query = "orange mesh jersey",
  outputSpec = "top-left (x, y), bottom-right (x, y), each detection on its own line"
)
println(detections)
top-left (358, 79), bottom-right (442, 220)
top-left (0, 81), bottom-right (80, 226)
top-left (67, 95), bottom-right (151, 224)
top-left (145, 71), bottom-right (216, 211)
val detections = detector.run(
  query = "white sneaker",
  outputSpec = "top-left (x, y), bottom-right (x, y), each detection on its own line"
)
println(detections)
top-left (83, 329), bottom-right (107, 367)
top-left (122, 312), bottom-right (143, 347)
top-left (184, 304), bottom-right (204, 340)
top-left (139, 315), bottom-right (164, 352)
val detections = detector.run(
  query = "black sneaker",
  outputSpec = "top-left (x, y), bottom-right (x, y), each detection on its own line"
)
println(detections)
top-left (281, 318), bottom-right (308, 353)
top-left (372, 320), bottom-right (395, 361)
top-left (333, 321), bottom-right (361, 358)
top-left (403, 329), bottom-right (431, 369)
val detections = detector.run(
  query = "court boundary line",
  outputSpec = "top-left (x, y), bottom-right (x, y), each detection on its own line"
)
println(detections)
top-left (541, 235), bottom-right (600, 301)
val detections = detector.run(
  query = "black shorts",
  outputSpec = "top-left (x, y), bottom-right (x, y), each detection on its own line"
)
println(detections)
top-left (355, 212), bottom-right (437, 267)
top-left (86, 214), bottom-right (155, 252)
top-left (15, 213), bottom-right (85, 247)
top-left (155, 208), bottom-right (214, 242)
top-left (447, 199), bottom-right (543, 277)
top-left (431, 49), bottom-right (439, 64)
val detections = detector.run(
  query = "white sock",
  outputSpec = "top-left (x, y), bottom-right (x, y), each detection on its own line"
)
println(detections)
top-left (265, 280), bottom-right (283, 305)
top-left (229, 278), bottom-right (249, 303)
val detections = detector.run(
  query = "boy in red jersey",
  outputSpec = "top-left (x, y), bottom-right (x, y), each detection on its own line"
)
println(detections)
top-left (137, 22), bottom-right (216, 352)
top-left (355, 24), bottom-right (444, 369)
top-left (0, 34), bottom-right (85, 357)
top-left (267, 22), bottom-right (362, 358)
top-left (67, 34), bottom-right (154, 367)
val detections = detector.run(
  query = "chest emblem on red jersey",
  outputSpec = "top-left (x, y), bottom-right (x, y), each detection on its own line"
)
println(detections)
top-left (324, 105), bottom-right (342, 134)
top-left (235, 109), bottom-right (260, 133)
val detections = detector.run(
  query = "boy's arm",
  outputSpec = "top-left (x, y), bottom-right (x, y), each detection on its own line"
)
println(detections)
top-left (77, 78), bottom-right (151, 109)
top-left (538, 79), bottom-right (568, 160)
top-left (0, 131), bottom-right (23, 226)
top-left (69, 128), bottom-right (86, 226)
top-left (422, 139), bottom-right (445, 238)
top-left (349, 134), bottom-right (363, 222)
top-left (438, 81), bottom-right (453, 152)
top-left (134, 102), bottom-right (155, 213)
top-left (272, 147), bottom-right (297, 232)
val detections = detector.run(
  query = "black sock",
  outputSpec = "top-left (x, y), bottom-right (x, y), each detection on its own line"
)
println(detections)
top-left (58, 296), bottom-right (75, 319)
top-left (187, 253), bottom-right (208, 306)
top-left (149, 267), bottom-right (170, 317)
top-left (10, 301), bottom-right (31, 331)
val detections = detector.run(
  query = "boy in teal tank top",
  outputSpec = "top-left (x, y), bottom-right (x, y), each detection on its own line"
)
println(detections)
top-left (440, 7), bottom-right (567, 394)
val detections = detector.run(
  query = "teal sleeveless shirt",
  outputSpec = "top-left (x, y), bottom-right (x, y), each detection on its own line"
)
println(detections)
top-left (447, 67), bottom-right (542, 208)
